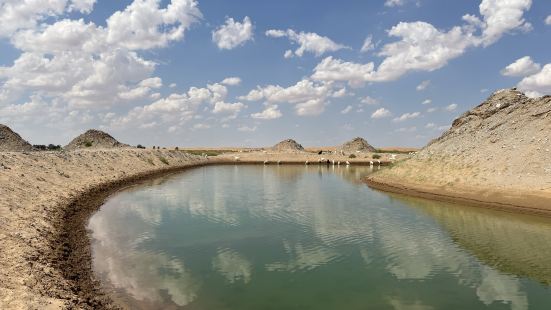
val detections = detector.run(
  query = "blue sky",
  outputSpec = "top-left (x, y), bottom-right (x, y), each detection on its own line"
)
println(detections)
top-left (0, 0), bottom-right (550, 147)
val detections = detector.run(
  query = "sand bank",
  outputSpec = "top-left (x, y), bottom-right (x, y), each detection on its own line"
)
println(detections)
top-left (0, 149), bottom-right (209, 309)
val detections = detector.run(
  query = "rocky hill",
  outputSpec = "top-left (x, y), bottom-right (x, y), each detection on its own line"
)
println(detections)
top-left (65, 129), bottom-right (129, 151)
top-left (339, 137), bottom-right (376, 153)
top-left (0, 124), bottom-right (33, 152)
top-left (367, 89), bottom-right (551, 211)
top-left (271, 139), bottom-right (305, 152)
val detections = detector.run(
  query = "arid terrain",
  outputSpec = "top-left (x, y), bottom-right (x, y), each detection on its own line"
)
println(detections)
top-left (366, 89), bottom-right (551, 213)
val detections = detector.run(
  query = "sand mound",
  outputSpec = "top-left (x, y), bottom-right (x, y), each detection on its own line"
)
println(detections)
top-left (271, 139), bottom-right (305, 152)
top-left (339, 137), bottom-right (376, 153)
top-left (0, 124), bottom-right (33, 152)
top-left (65, 129), bottom-right (129, 151)
top-left (370, 88), bottom-right (551, 194)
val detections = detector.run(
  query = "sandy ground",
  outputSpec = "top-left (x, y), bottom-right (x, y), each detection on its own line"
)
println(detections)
top-left (0, 148), bottom-right (390, 309)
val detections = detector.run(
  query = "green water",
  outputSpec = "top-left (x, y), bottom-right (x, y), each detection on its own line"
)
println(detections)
top-left (89, 165), bottom-right (551, 309)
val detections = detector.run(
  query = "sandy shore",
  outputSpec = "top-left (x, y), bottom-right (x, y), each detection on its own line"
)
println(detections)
top-left (0, 149), bottom-right (210, 309)
top-left (0, 148), bottom-right (387, 309)
top-left (365, 157), bottom-right (551, 216)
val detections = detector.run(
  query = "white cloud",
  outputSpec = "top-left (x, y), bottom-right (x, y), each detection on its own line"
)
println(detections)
top-left (416, 80), bottom-right (430, 91)
top-left (312, 0), bottom-right (532, 85)
top-left (212, 101), bottom-right (246, 116)
top-left (266, 29), bottom-right (347, 57)
top-left (501, 56), bottom-right (541, 77)
top-left (422, 99), bottom-right (432, 105)
top-left (295, 99), bottom-right (326, 116)
top-left (212, 16), bottom-right (253, 50)
top-left (427, 107), bottom-right (438, 113)
top-left (361, 96), bottom-right (379, 105)
top-left (517, 64), bottom-right (551, 97)
top-left (221, 77), bottom-right (242, 86)
top-left (385, 0), bottom-right (406, 7)
top-left (341, 105), bottom-right (353, 114)
top-left (0, 0), bottom-right (202, 126)
top-left (476, 0), bottom-right (533, 46)
top-left (360, 35), bottom-right (374, 53)
top-left (425, 122), bottom-right (436, 129)
top-left (371, 108), bottom-right (391, 119)
top-left (106, 0), bottom-right (202, 50)
top-left (251, 104), bottom-right (282, 120)
top-left (237, 125), bottom-right (257, 132)
top-left (331, 88), bottom-right (347, 98)
top-left (239, 79), bottom-right (334, 116)
top-left (445, 103), bottom-right (458, 111)
top-left (546, 15), bottom-right (551, 25)
top-left (393, 111), bottom-right (421, 122)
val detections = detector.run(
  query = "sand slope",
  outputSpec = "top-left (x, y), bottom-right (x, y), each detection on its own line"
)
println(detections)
top-left (367, 89), bottom-right (551, 212)
top-left (0, 149), bottom-right (207, 309)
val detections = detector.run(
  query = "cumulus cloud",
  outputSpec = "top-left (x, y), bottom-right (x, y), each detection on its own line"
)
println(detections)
top-left (501, 56), bottom-right (541, 77)
top-left (422, 99), bottom-right (432, 105)
top-left (251, 104), bottom-right (282, 120)
top-left (371, 108), bottom-right (391, 119)
top-left (546, 15), bottom-right (551, 25)
top-left (517, 64), bottom-right (551, 97)
top-left (212, 16), bottom-right (254, 50)
top-left (107, 80), bottom-right (245, 131)
top-left (0, 0), bottom-right (202, 125)
top-left (312, 0), bottom-right (532, 85)
top-left (239, 79), bottom-right (335, 116)
top-left (416, 80), bottom-right (430, 91)
top-left (393, 111), bottom-right (421, 122)
top-left (265, 28), bottom-right (348, 57)
top-left (221, 77), bottom-right (242, 86)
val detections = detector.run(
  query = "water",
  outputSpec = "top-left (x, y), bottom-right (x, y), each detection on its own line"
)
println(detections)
top-left (88, 165), bottom-right (551, 309)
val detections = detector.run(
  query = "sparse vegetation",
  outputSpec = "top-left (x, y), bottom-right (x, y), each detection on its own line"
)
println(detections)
top-left (136, 144), bottom-right (146, 149)
top-left (349, 154), bottom-right (356, 158)
top-left (83, 141), bottom-right (93, 147)
top-left (372, 154), bottom-right (381, 159)
top-left (33, 144), bottom-right (62, 151)
top-left (146, 158), bottom-right (154, 165)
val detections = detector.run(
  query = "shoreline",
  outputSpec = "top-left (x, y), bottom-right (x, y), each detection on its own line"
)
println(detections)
top-left (364, 177), bottom-right (551, 217)
top-left (2, 148), bottom-right (550, 309)
top-left (0, 150), bottom-right (388, 309)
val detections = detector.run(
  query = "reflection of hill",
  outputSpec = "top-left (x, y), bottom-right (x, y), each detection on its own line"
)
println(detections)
top-left (389, 193), bottom-right (551, 285)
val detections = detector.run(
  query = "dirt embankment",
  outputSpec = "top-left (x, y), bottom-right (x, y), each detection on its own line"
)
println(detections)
top-left (0, 149), bottom-right (208, 309)
top-left (366, 89), bottom-right (551, 214)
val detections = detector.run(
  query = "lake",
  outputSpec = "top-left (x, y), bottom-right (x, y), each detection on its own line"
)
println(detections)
top-left (88, 165), bottom-right (551, 309)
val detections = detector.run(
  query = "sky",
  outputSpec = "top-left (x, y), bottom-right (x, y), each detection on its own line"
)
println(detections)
top-left (0, 0), bottom-right (550, 148)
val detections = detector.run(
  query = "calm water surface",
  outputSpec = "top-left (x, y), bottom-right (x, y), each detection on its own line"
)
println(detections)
top-left (89, 165), bottom-right (551, 309)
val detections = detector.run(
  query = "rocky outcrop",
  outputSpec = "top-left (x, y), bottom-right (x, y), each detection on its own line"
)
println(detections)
top-left (65, 129), bottom-right (129, 151)
top-left (271, 139), bottom-right (305, 152)
top-left (0, 124), bottom-right (33, 152)
top-left (339, 137), bottom-right (376, 153)
top-left (367, 89), bottom-right (551, 211)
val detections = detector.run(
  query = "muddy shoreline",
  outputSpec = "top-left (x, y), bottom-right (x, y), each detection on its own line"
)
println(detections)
top-left (54, 163), bottom-right (215, 309)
